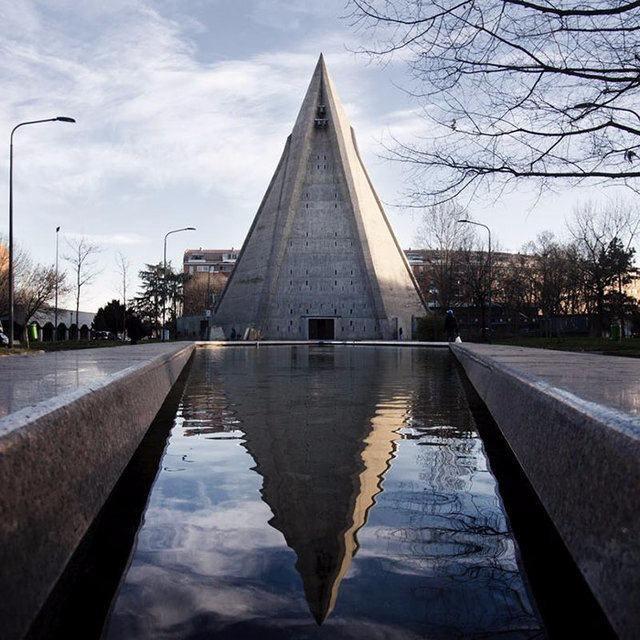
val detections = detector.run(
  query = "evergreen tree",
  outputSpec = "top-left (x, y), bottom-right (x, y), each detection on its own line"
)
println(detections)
top-left (93, 299), bottom-right (126, 335)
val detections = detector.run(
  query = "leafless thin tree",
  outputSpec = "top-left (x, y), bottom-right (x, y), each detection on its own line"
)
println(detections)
top-left (414, 202), bottom-right (473, 310)
top-left (115, 252), bottom-right (131, 338)
top-left (1, 235), bottom-right (68, 340)
top-left (64, 237), bottom-right (102, 330)
top-left (567, 200), bottom-right (639, 334)
top-left (348, 0), bottom-right (640, 202)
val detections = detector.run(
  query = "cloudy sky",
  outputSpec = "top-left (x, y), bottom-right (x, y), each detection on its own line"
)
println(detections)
top-left (0, 0), bottom-right (628, 311)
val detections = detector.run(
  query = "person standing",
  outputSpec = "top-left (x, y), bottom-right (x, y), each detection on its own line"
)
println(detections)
top-left (444, 309), bottom-right (458, 342)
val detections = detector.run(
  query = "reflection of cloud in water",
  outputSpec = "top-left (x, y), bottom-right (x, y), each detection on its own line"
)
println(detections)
top-left (104, 347), bottom-right (543, 639)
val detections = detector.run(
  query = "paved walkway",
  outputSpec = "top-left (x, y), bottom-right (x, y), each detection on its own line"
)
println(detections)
top-left (457, 343), bottom-right (640, 418)
top-left (0, 343), bottom-right (192, 419)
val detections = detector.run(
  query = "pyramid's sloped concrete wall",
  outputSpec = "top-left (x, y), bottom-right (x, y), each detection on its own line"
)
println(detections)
top-left (214, 139), bottom-right (292, 331)
top-left (214, 56), bottom-right (425, 340)
top-left (325, 71), bottom-right (425, 339)
top-left (262, 111), bottom-right (383, 339)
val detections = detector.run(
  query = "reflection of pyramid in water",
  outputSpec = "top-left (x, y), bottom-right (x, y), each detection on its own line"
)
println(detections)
top-left (219, 347), bottom-right (408, 624)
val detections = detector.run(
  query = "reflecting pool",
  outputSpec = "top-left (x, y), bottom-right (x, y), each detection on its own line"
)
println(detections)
top-left (104, 346), bottom-right (544, 639)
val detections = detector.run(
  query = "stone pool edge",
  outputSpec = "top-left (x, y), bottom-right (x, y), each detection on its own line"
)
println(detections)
top-left (450, 342), bottom-right (639, 640)
top-left (0, 342), bottom-right (195, 640)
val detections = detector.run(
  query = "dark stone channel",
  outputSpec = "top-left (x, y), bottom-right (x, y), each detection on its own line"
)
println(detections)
top-left (28, 346), bottom-right (614, 639)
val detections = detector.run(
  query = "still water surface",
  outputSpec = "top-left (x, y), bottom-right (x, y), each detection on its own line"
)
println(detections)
top-left (104, 346), bottom-right (544, 639)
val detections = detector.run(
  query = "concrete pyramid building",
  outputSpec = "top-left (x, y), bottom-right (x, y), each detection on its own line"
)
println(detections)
top-left (214, 54), bottom-right (425, 340)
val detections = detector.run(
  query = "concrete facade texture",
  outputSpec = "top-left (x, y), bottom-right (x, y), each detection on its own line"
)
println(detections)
top-left (0, 343), bottom-right (194, 640)
top-left (451, 343), bottom-right (640, 639)
top-left (214, 55), bottom-right (425, 340)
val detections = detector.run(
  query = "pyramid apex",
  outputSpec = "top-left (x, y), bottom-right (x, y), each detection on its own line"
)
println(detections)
top-left (314, 52), bottom-right (327, 76)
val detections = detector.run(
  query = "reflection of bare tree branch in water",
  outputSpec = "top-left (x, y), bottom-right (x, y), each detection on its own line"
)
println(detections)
top-left (178, 358), bottom-right (241, 438)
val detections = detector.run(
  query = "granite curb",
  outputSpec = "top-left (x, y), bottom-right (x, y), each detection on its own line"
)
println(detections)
top-left (451, 343), bottom-right (640, 639)
top-left (0, 343), bottom-right (195, 640)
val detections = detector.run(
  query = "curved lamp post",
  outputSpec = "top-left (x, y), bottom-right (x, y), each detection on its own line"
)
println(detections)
top-left (457, 218), bottom-right (492, 341)
top-left (8, 116), bottom-right (76, 347)
top-left (162, 227), bottom-right (196, 341)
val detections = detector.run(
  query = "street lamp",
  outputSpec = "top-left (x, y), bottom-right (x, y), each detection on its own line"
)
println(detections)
top-left (8, 116), bottom-right (76, 347)
top-left (457, 218), bottom-right (492, 341)
top-left (162, 227), bottom-right (196, 341)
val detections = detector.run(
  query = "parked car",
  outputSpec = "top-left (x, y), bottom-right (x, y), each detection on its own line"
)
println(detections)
top-left (92, 330), bottom-right (116, 341)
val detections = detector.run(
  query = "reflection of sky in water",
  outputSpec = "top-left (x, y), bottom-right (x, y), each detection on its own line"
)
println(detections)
top-left (105, 347), bottom-right (544, 639)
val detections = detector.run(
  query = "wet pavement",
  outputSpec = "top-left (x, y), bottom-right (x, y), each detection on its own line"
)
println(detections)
top-left (0, 343), bottom-right (192, 420)
top-left (103, 346), bottom-right (544, 639)
top-left (458, 343), bottom-right (640, 417)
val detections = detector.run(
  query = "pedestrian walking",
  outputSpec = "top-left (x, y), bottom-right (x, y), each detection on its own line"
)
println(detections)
top-left (444, 309), bottom-right (458, 342)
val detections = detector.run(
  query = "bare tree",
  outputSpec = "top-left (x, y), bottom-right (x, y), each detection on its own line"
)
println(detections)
top-left (523, 232), bottom-right (576, 336)
top-left (415, 202), bottom-right (473, 311)
top-left (1, 237), bottom-right (29, 319)
top-left (458, 235), bottom-right (494, 338)
top-left (115, 252), bottom-right (131, 338)
top-left (349, 1), bottom-right (640, 202)
top-left (16, 263), bottom-right (68, 344)
top-left (1, 235), bottom-right (68, 340)
top-left (567, 200), bottom-right (639, 335)
top-left (64, 237), bottom-right (101, 331)
top-left (496, 251), bottom-right (537, 334)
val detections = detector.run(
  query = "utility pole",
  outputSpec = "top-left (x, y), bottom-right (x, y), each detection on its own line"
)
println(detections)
top-left (54, 226), bottom-right (60, 339)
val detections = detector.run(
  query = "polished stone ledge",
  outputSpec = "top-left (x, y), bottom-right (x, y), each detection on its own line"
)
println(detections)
top-left (451, 343), bottom-right (640, 640)
top-left (195, 340), bottom-right (450, 347)
top-left (0, 342), bottom-right (195, 640)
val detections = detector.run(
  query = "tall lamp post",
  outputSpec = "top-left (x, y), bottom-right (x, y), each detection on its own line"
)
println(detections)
top-left (457, 219), bottom-right (492, 341)
top-left (8, 116), bottom-right (75, 347)
top-left (54, 225), bottom-right (61, 339)
top-left (162, 227), bottom-right (196, 341)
